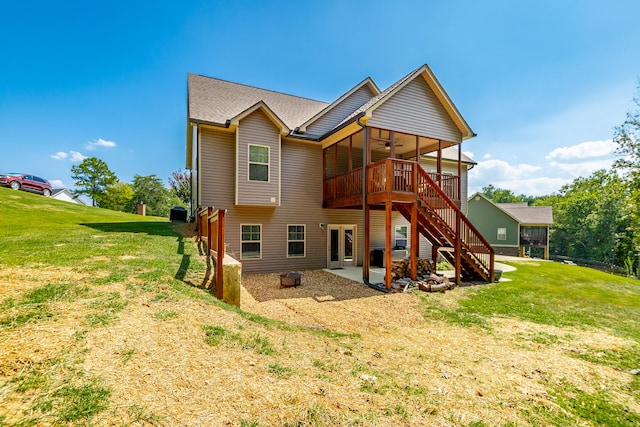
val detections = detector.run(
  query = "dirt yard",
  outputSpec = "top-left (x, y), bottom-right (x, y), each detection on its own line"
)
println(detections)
top-left (1, 261), bottom-right (637, 426)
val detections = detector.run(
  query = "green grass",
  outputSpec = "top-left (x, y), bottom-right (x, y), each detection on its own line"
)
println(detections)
top-left (267, 363), bottom-right (295, 379)
top-left (425, 260), bottom-right (640, 341)
top-left (153, 309), bottom-right (179, 320)
top-left (549, 379), bottom-right (640, 426)
top-left (423, 259), bottom-right (640, 425)
top-left (2, 187), bottom-right (640, 426)
top-left (0, 189), bottom-right (195, 424)
top-left (203, 324), bottom-right (276, 355)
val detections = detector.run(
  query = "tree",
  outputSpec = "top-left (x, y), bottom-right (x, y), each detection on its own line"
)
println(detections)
top-left (128, 174), bottom-right (170, 217)
top-left (614, 83), bottom-right (640, 252)
top-left (71, 157), bottom-right (118, 207)
top-left (168, 169), bottom-right (191, 209)
top-left (546, 170), bottom-right (631, 266)
top-left (480, 185), bottom-right (533, 204)
top-left (100, 181), bottom-right (134, 212)
top-left (614, 83), bottom-right (640, 182)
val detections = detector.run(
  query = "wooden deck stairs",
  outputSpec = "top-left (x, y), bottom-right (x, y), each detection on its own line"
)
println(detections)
top-left (380, 159), bottom-right (493, 282)
top-left (325, 158), bottom-right (494, 283)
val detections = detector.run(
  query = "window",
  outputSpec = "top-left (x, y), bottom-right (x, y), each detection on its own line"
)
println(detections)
top-left (248, 144), bottom-right (269, 182)
top-left (287, 225), bottom-right (305, 257)
top-left (497, 228), bottom-right (507, 241)
top-left (395, 225), bottom-right (408, 249)
top-left (241, 224), bottom-right (261, 259)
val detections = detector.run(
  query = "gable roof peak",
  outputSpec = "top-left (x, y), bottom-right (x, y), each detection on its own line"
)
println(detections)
top-left (296, 76), bottom-right (382, 133)
top-left (337, 63), bottom-right (475, 140)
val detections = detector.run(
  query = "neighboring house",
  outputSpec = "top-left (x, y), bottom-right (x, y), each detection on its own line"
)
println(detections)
top-left (51, 188), bottom-right (86, 205)
top-left (186, 64), bottom-right (494, 287)
top-left (467, 192), bottom-right (553, 259)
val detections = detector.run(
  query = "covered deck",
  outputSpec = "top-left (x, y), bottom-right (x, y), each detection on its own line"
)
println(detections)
top-left (321, 126), bottom-right (494, 288)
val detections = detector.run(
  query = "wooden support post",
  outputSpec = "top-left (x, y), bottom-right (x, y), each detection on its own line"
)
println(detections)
top-left (437, 140), bottom-right (442, 186)
top-left (206, 207), bottom-right (214, 255)
top-left (215, 210), bottom-right (225, 300)
top-left (385, 199), bottom-right (393, 289)
top-left (364, 203), bottom-right (371, 282)
top-left (410, 201), bottom-right (418, 280)
top-left (457, 144), bottom-right (462, 204)
top-left (432, 245), bottom-right (439, 264)
top-left (348, 135), bottom-right (353, 171)
top-left (390, 131), bottom-right (395, 159)
top-left (490, 249), bottom-right (495, 283)
top-left (454, 210), bottom-right (461, 285)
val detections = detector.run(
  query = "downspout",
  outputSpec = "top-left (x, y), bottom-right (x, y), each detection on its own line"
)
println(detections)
top-left (356, 117), bottom-right (390, 293)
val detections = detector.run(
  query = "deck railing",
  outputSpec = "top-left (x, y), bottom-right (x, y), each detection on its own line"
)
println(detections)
top-left (414, 164), bottom-right (493, 279)
top-left (324, 159), bottom-right (460, 205)
top-left (323, 158), bottom-right (493, 280)
top-left (323, 167), bottom-right (364, 203)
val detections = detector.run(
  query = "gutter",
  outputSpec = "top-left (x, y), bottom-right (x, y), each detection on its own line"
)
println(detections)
top-left (189, 118), bottom-right (232, 129)
top-left (287, 112), bottom-right (367, 142)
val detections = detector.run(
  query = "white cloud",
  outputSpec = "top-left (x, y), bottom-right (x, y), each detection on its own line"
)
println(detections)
top-left (49, 179), bottom-right (64, 188)
top-left (468, 158), bottom-right (569, 196)
top-left (70, 151), bottom-right (87, 162)
top-left (86, 138), bottom-right (117, 150)
top-left (482, 153), bottom-right (492, 160)
top-left (469, 159), bottom-right (540, 181)
top-left (51, 151), bottom-right (68, 160)
top-left (548, 158), bottom-right (615, 177)
top-left (546, 139), bottom-right (616, 161)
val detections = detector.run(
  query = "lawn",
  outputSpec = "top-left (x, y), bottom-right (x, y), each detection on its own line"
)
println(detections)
top-left (0, 187), bottom-right (638, 426)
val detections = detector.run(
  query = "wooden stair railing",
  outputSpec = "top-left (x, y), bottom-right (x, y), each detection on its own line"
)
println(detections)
top-left (417, 164), bottom-right (493, 281)
top-left (370, 159), bottom-right (494, 282)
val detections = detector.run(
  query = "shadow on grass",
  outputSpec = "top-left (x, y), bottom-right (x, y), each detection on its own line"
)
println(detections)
top-left (80, 221), bottom-right (179, 237)
top-left (81, 221), bottom-right (206, 287)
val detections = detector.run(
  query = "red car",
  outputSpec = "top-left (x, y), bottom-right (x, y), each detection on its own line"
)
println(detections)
top-left (0, 173), bottom-right (52, 196)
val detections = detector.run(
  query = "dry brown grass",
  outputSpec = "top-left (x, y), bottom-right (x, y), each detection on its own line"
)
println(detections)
top-left (1, 259), bottom-right (637, 426)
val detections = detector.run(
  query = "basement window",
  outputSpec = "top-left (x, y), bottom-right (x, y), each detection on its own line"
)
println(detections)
top-left (241, 224), bottom-right (262, 259)
top-left (395, 225), bottom-right (408, 249)
top-left (287, 225), bottom-right (305, 258)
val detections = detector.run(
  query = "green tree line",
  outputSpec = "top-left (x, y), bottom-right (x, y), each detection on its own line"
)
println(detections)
top-left (481, 86), bottom-right (640, 274)
top-left (71, 158), bottom-right (190, 218)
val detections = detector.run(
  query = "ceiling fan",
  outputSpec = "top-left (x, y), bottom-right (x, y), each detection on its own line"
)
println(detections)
top-left (384, 141), bottom-right (404, 150)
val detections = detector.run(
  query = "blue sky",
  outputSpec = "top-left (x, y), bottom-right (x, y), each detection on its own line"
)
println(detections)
top-left (1, 0), bottom-right (640, 197)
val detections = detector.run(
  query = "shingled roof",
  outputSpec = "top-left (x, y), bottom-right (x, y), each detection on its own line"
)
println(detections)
top-left (187, 64), bottom-right (474, 141)
top-left (497, 203), bottom-right (553, 225)
top-left (422, 146), bottom-right (477, 164)
top-left (188, 74), bottom-right (328, 130)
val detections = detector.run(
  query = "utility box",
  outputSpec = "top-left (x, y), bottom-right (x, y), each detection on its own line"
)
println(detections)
top-left (170, 206), bottom-right (188, 222)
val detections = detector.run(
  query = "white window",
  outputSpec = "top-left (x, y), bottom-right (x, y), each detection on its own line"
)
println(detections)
top-left (248, 144), bottom-right (269, 182)
top-left (287, 225), bottom-right (305, 258)
top-left (497, 228), bottom-right (507, 241)
top-left (395, 225), bottom-right (408, 249)
top-left (241, 224), bottom-right (262, 259)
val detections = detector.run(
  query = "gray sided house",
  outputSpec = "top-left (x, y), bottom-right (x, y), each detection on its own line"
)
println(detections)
top-left (186, 64), bottom-right (495, 287)
top-left (467, 193), bottom-right (553, 259)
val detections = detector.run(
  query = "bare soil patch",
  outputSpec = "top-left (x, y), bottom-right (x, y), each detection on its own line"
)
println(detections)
top-left (1, 261), bottom-right (637, 426)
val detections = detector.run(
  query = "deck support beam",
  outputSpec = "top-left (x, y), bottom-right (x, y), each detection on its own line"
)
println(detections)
top-left (364, 203), bottom-right (370, 282)
top-left (385, 200), bottom-right (392, 289)
top-left (410, 201), bottom-right (418, 280)
top-left (454, 210), bottom-right (462, 285)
